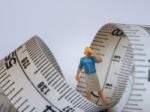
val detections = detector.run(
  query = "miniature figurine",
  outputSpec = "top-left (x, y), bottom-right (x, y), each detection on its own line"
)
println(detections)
top-left (76, 47), bottom-right (107, 105)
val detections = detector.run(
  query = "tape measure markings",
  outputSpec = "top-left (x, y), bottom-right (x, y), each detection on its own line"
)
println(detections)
top-left (0, 73), bottom-right (7, 84)
top-left (0, 68), bottom-right (6, 76)
top-left (15, 50), bottom-right (62, 112)
top-left (0, 66), bottom-right (5, 72)
top-left (1, 23), bottom-right (150, 112)
top-left (1, 79), bottom-right (11, 90)
top-left (0, 74), bottom-right (11, 89)
top-left (38, 39), bottom-right (63, 76)
top-left (109, 26), bottom-right (138, 112)
top-left (10, 88), bottom-right (24, 101)
top-left (15, 46), bottom-right (53, 111)
top-left (100, 35), bottom-right (124, 90)
top-left (25, 37), bottom-right (101, 112)
top-left (121, 25), bottom-right (150, 112)
top-left (4, 81), bottom-right (15, 96)
top-left (0, 62), bottom-right (4, 68)
top-left (2, 58), bottom-right (34, 112)
top-left (77, 24), bottom-right (132, 106)
top-left (31, 42), bottom-right (98, 112)
top-left (98, 25), bottom-right (132, 104)
top-left (141, 26), bottom-right (150, 35)
top-left (0, 37), bottom-right (100, 112)
top-left (0, 70), bottom-right (15, 96)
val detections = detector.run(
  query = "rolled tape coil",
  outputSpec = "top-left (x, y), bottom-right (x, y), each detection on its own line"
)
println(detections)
top-left (0, 23), bottom-right (150, 112)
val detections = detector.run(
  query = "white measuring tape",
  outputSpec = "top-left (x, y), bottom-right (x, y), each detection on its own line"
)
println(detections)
top-left (0, 23), bottom-right (150, 112)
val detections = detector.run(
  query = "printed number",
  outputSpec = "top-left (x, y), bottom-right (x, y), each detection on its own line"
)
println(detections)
top-left (38, 81), bottom-right (50, 95)
top-left (63, 106), bottom-right (75, 112)
top-left (21, 57), bottom-right (30, 69)
top-left (43, 105), bottom-right (56, 112)
top-left (105, 83), bottom-right (113, 89)
top-left (113, 55), bottom-right (121, 62)
top-left (5, 51), bottom-right (17, 69)
top-left (112, 28), bottom-right (125, 37)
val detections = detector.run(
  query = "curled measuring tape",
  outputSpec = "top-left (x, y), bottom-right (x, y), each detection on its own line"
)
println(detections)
top-left (0, 23), bottom-right (150, 112)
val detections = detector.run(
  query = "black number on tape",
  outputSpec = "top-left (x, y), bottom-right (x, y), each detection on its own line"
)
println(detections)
top-left (112, 28), bottom-right (125, 37)
top-left (113, 55), bottom-right (121, 62)
top-left (105, 83), bottom-right (113, 89)
top-left (21, 57), bottom-right (30, 69)
top-left (5, 51), bottom-right (16, 69)
top-left (38, 81), bottom-right (50, 95)
top-left (63, 106), bottom-right (75, 112)
top-left (43, 105), bottom-right (56, 112)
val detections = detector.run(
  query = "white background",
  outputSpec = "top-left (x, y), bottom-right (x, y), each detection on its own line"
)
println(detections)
top-left (0, 0), bottom-right (150, 88)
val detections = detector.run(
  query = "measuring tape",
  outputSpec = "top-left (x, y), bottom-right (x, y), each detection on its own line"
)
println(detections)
top-left (0, 23), bottom-right (150, 112)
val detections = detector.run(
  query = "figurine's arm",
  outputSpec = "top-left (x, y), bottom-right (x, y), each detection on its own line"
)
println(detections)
top-left (76, 58), bottom-right (83, 81)
top-left (76, 69), bottom-right (82, 81)
top-left (92, 50), bottom-right (102, 62)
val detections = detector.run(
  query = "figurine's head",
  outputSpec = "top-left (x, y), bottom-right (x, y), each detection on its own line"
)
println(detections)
top-left (84, 47), bottom-right (92, 57)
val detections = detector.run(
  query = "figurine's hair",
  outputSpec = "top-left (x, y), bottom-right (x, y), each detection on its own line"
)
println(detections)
top-left (84, 47), bottom-right (92, 56)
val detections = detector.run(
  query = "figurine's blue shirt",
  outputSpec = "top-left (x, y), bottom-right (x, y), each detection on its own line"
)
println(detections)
top-left (78, 56), bottom-right (98, 74)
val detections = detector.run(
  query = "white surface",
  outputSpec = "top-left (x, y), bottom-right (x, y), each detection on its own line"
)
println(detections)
top-left (0, 0), bottom-right (150, 88)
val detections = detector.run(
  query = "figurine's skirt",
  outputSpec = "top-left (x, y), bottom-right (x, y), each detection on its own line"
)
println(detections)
top-left (85, 73), bottom-right (101, 92)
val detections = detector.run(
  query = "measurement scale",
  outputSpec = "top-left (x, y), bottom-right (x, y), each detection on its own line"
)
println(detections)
top-left (0, 23), bottom-right (150, 112)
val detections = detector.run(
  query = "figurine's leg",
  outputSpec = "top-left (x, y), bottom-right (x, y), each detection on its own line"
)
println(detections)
top-left (98, 90), bottom-right (107, 105)
top-left (86, 91), bottom-right (91, 100)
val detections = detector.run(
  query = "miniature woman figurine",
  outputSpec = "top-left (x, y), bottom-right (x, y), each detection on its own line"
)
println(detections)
top-left (76, 47), bottom-right (107, 105)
